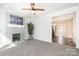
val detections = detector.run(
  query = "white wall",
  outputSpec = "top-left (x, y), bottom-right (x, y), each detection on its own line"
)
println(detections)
top-left (0, 9), bottom-right (6, 35)
top-left (32, 14), bottom-right (52, 42)
top-left (75, 6), bottom-right (79, 48)
top-left (0, 9), bottom-right (11, 47)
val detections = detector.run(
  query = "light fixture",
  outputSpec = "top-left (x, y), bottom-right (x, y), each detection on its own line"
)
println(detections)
top-left (32, 10), bottom-right (35, 15)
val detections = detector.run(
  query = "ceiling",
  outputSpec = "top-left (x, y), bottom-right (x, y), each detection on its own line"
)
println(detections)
top-left (0, 3), bottom-right (78, 17)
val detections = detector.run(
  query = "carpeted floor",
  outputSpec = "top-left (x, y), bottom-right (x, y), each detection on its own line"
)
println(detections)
top-left (0, 39), bottom-right (79, 56)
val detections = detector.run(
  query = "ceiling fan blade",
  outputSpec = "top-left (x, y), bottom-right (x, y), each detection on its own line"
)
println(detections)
top-left (22, 8), bottom-right (45, 11)
top-left (34, 9), bottom-right (45, 11)
top-left (22, 8), bottom-right (33, 10)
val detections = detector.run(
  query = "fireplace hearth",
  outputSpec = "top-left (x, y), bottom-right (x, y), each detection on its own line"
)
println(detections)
top-left (12, 33), bottom-right (20, 42)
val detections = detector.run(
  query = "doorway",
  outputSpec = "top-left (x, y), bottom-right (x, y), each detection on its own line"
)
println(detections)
top-left (52, 13), bottom-right (76, 47)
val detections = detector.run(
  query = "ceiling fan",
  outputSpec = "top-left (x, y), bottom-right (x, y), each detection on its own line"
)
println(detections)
top-left (22, 3), bottom-right (45, 15)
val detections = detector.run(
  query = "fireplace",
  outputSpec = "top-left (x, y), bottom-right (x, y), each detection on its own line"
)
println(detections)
top-left (12, 33), bottom-right (20, 42)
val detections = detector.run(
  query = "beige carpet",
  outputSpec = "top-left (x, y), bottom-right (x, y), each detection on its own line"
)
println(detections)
top-left (0, 39), bottom-right (79, 56)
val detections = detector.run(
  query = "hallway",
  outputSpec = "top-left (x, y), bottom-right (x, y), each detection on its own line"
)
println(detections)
top-left (52, 13), bottom-right (76, 47)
